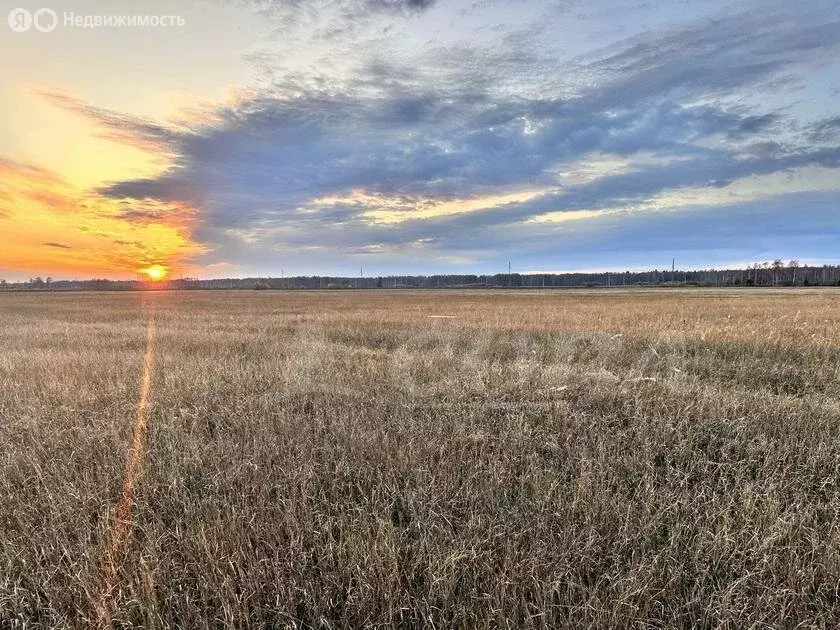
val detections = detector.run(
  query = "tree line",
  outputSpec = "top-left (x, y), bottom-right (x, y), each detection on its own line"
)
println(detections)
top-left (3, 260), bottom-right (839, 291)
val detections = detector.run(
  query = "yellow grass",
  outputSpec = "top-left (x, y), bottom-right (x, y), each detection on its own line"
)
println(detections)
top-left (1, 289), bottom-right (839, 628)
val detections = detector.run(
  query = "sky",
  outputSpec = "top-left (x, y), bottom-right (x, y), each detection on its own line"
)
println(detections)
top-left (1, 0), bottom-right (839, 281)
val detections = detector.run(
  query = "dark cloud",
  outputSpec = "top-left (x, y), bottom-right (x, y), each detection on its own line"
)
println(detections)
top-left (113, 206), bottom-right (193, 225)
top-left (368, 0), bottom-right (436, 12)
top-left (809, 116), bottom-right (840, 142)
top-left (729, 114), bottom-right (783, 139)
top-left (43, 242), bottom-right (72, 249)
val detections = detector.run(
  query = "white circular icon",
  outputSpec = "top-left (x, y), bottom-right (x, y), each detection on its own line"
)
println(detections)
top-left (34, 8), bottom-right (57, 32)
top-left (8, 8), bottom-right (32, 32)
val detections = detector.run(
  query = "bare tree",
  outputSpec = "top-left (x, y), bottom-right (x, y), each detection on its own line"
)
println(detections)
top-left (788, 260), bottom-right (799, 285)
top-left (772, 259), bottom-right (784, 285)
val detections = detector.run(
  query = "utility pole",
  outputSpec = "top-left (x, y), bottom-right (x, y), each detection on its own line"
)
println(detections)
top-left (508, 261), bottom-right (511, 288)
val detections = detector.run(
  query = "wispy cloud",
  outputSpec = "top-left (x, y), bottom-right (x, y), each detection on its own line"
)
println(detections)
top-left (36, 88), bottom-right (181, 157)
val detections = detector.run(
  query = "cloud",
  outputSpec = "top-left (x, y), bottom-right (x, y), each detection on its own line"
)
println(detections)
top-left (809, 116), bottom-right (840, 142)
top-left (48, 0), bottom-right (840, 273)
top-left (578, 1), bottom-right (840, 102)
top-left (37, 89), bottom-right (180, 156)
top-left (0, 158), bottom-right (204, 277)
top-left (368, 0), bottom-right (436, 13)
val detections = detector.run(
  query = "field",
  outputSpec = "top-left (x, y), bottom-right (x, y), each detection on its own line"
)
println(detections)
top-left (1, 288), bottom-right (840, 628)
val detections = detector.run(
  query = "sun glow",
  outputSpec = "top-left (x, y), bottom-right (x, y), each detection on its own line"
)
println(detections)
top-left (141, 264), bottom-right (168, 281)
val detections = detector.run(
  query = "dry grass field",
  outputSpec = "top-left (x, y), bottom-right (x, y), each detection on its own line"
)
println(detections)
top-left (1, 288), bottom-right (840, 628)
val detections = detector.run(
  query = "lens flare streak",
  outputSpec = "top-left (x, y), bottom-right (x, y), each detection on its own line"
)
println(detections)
top-left (91, 310), bottom-right (157, 627)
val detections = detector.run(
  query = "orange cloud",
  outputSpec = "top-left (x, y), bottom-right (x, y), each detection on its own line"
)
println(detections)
top-left (0, 158), bottom-right (204, 279)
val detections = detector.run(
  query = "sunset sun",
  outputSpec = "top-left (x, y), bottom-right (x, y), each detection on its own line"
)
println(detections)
top-left (141, 264), bottom-right (168, 281)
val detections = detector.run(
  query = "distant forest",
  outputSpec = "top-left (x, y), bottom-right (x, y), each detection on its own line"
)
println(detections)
top-left (4, 260), bottom-right (840, 291)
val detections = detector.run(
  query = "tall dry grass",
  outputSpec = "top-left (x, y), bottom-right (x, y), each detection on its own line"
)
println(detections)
top-left (1, 289), bottom-right (839, 628)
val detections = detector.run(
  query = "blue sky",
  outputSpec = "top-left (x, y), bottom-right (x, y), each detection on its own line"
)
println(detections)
top-left (1, 0), bottom-right (839, 279)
